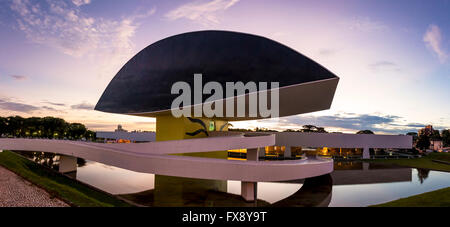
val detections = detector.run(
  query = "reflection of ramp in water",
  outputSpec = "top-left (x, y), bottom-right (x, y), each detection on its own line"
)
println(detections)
top-left (331, 166), bottom-right (412, 185)
top-left (271, 174), bottom-right (333, 207)
top-left (120, 175), bottom-right (334, 207)
top-left (0, 138), bottom-right (333, 182)
top-left (119, 189), bottom-right (270, 207)
top-left (118, 175), bottom-right (271, 207)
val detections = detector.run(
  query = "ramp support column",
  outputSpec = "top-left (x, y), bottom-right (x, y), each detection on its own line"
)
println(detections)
top-left (284, 146), bottom-right (291, 158)
top-left (247, 148), bottom-right (259, 162)
top-left (241, 181), bottom-right (257, 202)
top-left (59, 155), bottom-right (77, 173)
top-left (242, 148), bottom-right (259, 202)
top-left (363, 147), bottom-right (370, 159)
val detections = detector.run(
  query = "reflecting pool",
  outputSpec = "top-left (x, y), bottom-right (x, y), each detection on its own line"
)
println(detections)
top-left (72, 160), bottom-right (450, 207)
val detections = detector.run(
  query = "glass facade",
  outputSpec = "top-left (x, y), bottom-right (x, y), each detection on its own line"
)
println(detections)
top-left (228, 146), bottom-right (385, 159)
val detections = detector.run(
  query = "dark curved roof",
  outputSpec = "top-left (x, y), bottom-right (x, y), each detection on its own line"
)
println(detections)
top-left (95, 30), bottom-right (338, 114)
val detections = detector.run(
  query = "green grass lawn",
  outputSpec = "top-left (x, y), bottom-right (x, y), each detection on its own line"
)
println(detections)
top-left (0, 150), bottom-right (133, 207)
top-left (371, 187), bottom-right (450, 207)
top-left (365, 153), bottom-right (450, 172)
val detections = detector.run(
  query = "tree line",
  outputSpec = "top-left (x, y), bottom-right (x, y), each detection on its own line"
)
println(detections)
top-left (0, 116), bottom-right (96, 141)
top-left (230, 125), bottom-right (376, 134)
top-left (408, 129), bottom-right (450, 150)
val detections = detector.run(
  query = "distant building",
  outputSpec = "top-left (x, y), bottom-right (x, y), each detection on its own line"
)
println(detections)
top-left (115, 124), bottom-right (127, 132)
top-left (96, 131), bottom-right (155, 143)
top-left (97, 125), bottom-right (155, 143)
top-left (418, 125), bottom-right (434, 137)
top-left (430, 139), bottom-right (443, 152)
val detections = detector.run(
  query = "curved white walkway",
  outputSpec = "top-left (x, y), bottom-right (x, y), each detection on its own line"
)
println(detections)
top-left (0, 134), bottom-right (333, 182)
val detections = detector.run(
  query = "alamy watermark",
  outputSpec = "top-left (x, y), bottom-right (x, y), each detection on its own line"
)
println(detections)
top-left (171, 74), bottom-right (280, 118)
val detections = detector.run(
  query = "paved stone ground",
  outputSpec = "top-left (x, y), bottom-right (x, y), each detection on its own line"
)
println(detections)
top-left (0, 166), bottom-right (69, 207)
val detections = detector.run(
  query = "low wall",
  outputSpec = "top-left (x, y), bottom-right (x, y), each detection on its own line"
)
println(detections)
top-left (275, 132), bottom-right (412, 149)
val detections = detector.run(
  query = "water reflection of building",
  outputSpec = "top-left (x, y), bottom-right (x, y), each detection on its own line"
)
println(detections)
top-left (153, 175), bottom-right (228, 207)
top-left (119, 174), bottom-right (333, 207)
top-left (272, 175), bottom-right (332, 207)
top-left (286, 162), bottom-right (412, 186)
top-left (120, 162), bottom-right (412, 207)
top-left (120, 175), bottom-right (270, 207)
top-left (330, 162), bottom-right (412, 185)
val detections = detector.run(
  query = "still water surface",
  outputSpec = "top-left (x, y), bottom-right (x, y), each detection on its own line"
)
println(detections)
top-left (74, 160), bottom-right (450, 207)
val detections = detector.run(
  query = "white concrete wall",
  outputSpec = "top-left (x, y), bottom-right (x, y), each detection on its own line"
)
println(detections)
top-left (96, 131), bottom-right (156, 142)
top-left (275, 132), bottom-right (412, 149)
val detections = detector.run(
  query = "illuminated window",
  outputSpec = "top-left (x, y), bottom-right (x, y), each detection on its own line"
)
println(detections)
top-left (209, 121), bottom-right (215, 131)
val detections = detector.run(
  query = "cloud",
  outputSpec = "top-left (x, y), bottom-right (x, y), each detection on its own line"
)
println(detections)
top-left (0, 97), bottom-right (68, 113)
top-left (246, 113), bottom-right (430, 134)
top-left (41, 106), bottom-right (57, 111)
top-left (318, 49), bottom-right (336, 56)
top-left (71, 0), bottom-right (91, 7)
top-left (42, 101), bottom-right (66, 107)
top-left (131, 7), bottom-right (157, 20)
top-left (404, 123), bottom-right (426, 128)
top-left (10, 75), bottom-right (28, 81)
top-left (10, 0), bottom-right (135, 57)
top-left (71, 102), bottom-right (94, 110)
top-left (270, 32), bottom-right (288, 38)
top-left (282, 114), bottom-right (400, 132)
top-left (165, 0), bottom-right (239, 26)
top-left (423, 24), bottom-right (448, 63)
top-left (369, 61), bottom-right (400, 72)
top-left (342, 17), bottom-right (388, 32)
top-left (9, 0), bottom-right (156, 77)
top-left (0, 98), bottom-right (40, 113)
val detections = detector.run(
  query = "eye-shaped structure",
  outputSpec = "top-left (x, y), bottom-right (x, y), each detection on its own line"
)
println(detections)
top-left (95, 30), bottom-right (339, 121)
